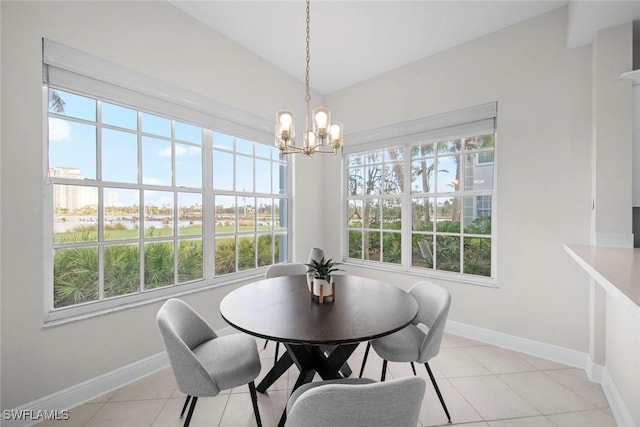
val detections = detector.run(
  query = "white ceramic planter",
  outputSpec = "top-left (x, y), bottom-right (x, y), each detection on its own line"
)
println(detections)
top-left (313, 278), bottom-right (333, 303)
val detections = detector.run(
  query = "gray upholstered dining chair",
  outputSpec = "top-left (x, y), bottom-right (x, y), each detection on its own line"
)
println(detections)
top-left (358, 280), bottom-right (452, 423)
top-left (284, 376), bottom-right (426, 427)
top-left (156, 298), bottom-right (262, 427)
top-left (263, 263), bottom-right (308, 361)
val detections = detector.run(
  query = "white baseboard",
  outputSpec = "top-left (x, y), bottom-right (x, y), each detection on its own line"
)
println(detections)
top-left (1, 352), bottom-right (168, 427)
top-left (445, 320), bottom-right (636, 427)
top-left (4, 322), bottom-right (635, 427)
top-left (445, 320), bottom-right (589, 368)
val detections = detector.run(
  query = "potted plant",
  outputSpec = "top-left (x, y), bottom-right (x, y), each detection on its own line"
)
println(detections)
top-left (305, 257), bottom-right (343, 303)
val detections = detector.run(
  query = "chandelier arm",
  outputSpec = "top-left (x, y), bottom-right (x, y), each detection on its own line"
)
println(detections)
top-left (274, 0), bottom-right (343, 156)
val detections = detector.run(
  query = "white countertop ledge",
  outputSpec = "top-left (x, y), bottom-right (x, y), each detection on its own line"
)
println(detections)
top-left (565, 244), bottom-right (640, 309)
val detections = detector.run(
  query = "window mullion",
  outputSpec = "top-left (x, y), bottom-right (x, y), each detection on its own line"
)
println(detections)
top-left (203, 129), bottom-right (214, 282)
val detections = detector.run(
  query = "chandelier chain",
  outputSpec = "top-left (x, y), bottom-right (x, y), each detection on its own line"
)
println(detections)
top-left (304, 0), bottom-right (311, 104)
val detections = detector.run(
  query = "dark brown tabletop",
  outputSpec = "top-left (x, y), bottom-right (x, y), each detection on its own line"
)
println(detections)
top-left (219, 274), bottom-right (418, 345)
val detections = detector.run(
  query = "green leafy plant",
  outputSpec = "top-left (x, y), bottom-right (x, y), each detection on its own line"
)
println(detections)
top-left (305, 257), bottom-right (343, 282)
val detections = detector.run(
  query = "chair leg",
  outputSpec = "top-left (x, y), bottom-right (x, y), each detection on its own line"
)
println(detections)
top-left (183, 396), bottom-right (198, 427)
top-left (424, 362), bottom-right (451, 423)
top-left (358, 342), bottom-right (371, 378)
top-left (410, 362), bottom-right (417, 376)
top-left (274, 342), bottom-right (280, 361)
top-left (179, 395), bottom-right (191, 418)
top-left (263, 339), bottom-right (269, 350)
top-left (381, 359), bottom-right (388, 381)
top-left (248, 381), bottom-right (263, 427)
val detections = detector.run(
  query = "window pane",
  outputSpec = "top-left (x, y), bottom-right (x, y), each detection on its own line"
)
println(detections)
top-left (412, 234), bottom-right (433, 268)
top-left (411, 158), bottom-right (435, 194)
top-left (49, 119), bottom-right (96, 180)
top-left (257, 198), bottom-right (272, 230)
top-left (103, 129), bottom-right (137, 183)
top-left (412, 198), bottom-right (433, 231)
top-left (144, 191), bottom-right (174, 237)
top-left (213, 131), bottom-right (234, 150)
top-left (384, 163), bottom-right (403, 194)
top-left (215, 195), bottom-right (236, 234)
top-left (142, 136), bottom-right (171, 185)
top-left (436, 235), bottom-right (460, 272)
top-left (437, 139), bottom-right (461, 154)
top-left (463, 196), bottom-right (491, 235)
top-left (104, 243), bottom-right (140, 297)
top-left (436, 155), bottom-right (461, 192)
top-left (53, 246), bottom-right (98, 308)
top-left (465, 134), bottom-right (495, 151)
top-left (141, 112), bottom-right (171, 137)
top-left (348, 200), bottom-right (363, 227)
top-left (239, 196), bottom-right (255, 232)
top-left (175, 121), bottom-right (202, 144)
top-left (53, 184), bottom-right (98, 243)
top-left (411, 143), bottom-right (435, 158)
top-left (102, 102), bottom-right (137, 130)
top-left (178, 192), bottom-right (202, 236)
top-left (436, 197), bottom-right (461, 233)
top-left (382, 198), bottom-right (402, 230)
top-left (348, 230), bottom-right (362, 259)
top-left (49, 89), bottom-right (96, 121)
top-left (366, 165), bottom-right (383, 195)
top-left (104, 188), bottom-right (140, 240)
top-left (463, 237), bottom-right (491, 277)
top-left (383, 147), bottom-right (404, 162)
top-left (382, 232), bottom-right (401, 264)
top-left (236, 138), bottom-right (253, 155)
top-left (348, 154), bottom-right (364, 166)
top-left (257, 234), bottom-right (272, 267)
top-left (213, 151), bottom-right (233, 190)
top-left (348, 167), bottom-right (364, 196)
top-left (364, 199), bottom-right (379, 229)
top-left (176, 143), bottom-right (202, 188)
top-left (255, 159), bottom-right (271, 194)
top-left (144, 241), bottom-right (174, 289)
top-left (215, 237), bottom-right (236, 275)
top-left (236, 155), bottom-right (253, 192)
top-left (275, 198), bottom-right (287, 230)
top-left (178, 239), bottom-right (203, 282)
top-left (464, 152), bottom-right (493, 191)
top-left (365, 231), bottom-right (381, 261)
top-left (255, 143), bottom-right (271, 159)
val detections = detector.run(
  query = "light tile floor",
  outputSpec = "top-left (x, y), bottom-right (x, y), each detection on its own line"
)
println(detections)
top-left (36, 334), bottom-right (617, 427)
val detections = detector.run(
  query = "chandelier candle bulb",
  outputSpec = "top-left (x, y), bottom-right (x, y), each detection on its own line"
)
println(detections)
top-left (274, 0), bottom-right (343, 157)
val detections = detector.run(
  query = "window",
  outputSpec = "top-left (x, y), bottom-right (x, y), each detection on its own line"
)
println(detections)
top-left (345, 104), bottom-right (496, 283)
top-left (44, 40), bottom-right (288, 319)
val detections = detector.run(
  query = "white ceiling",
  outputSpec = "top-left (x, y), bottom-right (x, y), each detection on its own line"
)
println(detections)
top-left (170, 1), bottom-right (640, 94)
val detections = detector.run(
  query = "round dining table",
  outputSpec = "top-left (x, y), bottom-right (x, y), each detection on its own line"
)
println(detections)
top-left (220, 274), bottom-right (418, 426)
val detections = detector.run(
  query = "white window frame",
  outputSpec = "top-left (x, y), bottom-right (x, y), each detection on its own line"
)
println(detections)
top-left (343, 103), bottom-right (497, 286)
top-left (43, 39), bottom-right (290, 325)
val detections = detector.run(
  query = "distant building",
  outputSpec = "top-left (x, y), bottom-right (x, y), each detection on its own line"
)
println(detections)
top-left (50, 167), bottom-right (98, 211)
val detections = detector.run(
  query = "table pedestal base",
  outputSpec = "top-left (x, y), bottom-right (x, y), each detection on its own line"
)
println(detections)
top-left (256, 343), bottom-right (359, 427)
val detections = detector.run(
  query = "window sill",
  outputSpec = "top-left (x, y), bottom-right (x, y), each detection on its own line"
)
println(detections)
top-left (342, 260), bottom-right (498, 288)
top-left (43, 272), bottom-right (264, 328)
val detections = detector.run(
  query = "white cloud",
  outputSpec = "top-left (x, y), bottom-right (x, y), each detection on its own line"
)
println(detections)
top-left (159, 145), bottom-right (190, 157)
top-left (48, 118), bottom-right (71, 142)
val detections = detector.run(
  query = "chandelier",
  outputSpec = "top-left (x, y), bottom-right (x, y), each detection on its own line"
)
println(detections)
top-left (274, 0), bottom-right (343, 157)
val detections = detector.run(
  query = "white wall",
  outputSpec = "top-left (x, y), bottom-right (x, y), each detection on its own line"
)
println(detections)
top-left (0, 0), bottom-right (319, 410)
top-left (1, 0), bottom-right (634, 415)
top-left (324, 7), bottom-right (594, 350)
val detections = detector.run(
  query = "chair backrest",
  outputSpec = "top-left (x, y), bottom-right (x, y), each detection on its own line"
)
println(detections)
top-left (409, 281), bottom-right (452, 363)
top-left (285, 376), bottom-right (426, 427)
top-left (265, 262), bottom-right (307, 279)
top-left (156, 298), bottom-right (220, 396)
